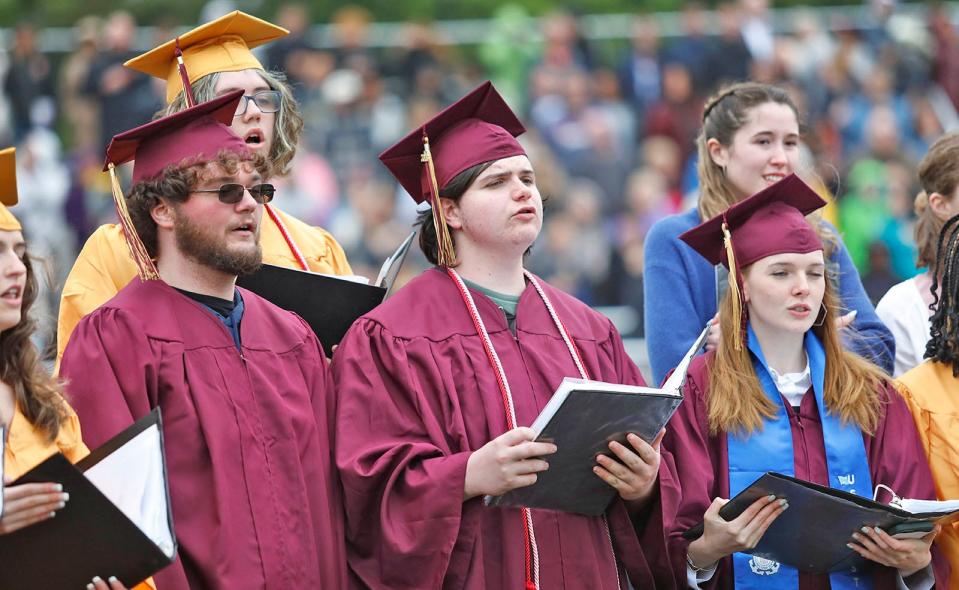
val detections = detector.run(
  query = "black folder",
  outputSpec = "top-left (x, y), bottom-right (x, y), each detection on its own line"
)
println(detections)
top-left (485, 325), bottom-right (710, 516)
top-left (0, 409), bottom-right (176, 588)
top-left (682, 472), bottom-right (959, 574)
top-left (237, 231), bottom-right (415, 352)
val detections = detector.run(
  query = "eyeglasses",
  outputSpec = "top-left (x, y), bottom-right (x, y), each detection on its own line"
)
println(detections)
top-left (192, 183), bottom-right (276, 205)
top-left (234, 90), bottom-right (281, 117)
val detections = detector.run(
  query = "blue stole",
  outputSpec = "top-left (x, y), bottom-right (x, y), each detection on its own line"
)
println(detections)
top-left (726, 326), bottom-right (873, 589)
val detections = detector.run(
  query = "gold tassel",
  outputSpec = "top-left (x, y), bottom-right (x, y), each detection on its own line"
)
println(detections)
top-left (421, 133), bottom-right (457, 267)
top-left (722, 221), bottom-right (743, 351)
top-left (108, 164), bottom-right (160, 281)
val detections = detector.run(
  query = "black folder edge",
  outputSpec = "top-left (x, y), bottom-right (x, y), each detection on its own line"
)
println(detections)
top-left (78, 408), bottom-right (176, 562)
top-left (682, 471), bottom-right (959, 542)
top-left (16, 407), bottom-right (178, 562)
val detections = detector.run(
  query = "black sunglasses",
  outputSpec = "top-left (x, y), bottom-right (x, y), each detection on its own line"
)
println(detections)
top-left (192, 183), bottom-right (275, 205)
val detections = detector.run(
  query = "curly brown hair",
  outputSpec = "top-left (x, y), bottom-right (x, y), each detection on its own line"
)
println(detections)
top-left (3, 252), bottom-right (70, 442)
top-left (127, 149), bottom-right (268, 258)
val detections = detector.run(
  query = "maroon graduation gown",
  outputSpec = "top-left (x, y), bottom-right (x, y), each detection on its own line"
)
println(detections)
top-left (331, 268), bottom-right (675, 590)
top-left (657, 351), bottom-right (949, 589)
top-left (59, 278), bottom-right (348, 590)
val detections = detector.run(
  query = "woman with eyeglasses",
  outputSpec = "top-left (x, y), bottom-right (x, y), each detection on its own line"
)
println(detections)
top-left (55, 11), bottom-right (352, 367)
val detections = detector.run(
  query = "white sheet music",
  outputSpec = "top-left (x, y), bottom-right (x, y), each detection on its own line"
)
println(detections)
top-left (84, 423), bottom-right (174, 558)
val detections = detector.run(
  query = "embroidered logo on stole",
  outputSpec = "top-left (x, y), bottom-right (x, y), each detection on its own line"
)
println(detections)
top-left (748, 556), bottom-right (781, 576)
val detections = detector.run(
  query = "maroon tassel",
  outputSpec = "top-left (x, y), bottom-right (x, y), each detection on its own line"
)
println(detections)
top-left (174, 37), bottom-right (195, 107)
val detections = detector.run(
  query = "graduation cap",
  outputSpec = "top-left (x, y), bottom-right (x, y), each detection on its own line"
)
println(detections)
top-left (679, 174), bottom-right (827, 349)
top-left (378, 81), bottom-right (526, 267)
top-left (0, 148), bottom-right (21, 232)
top-left (103, 89), bottom-right (250, 281)
top-left (125, 11), bottom-right (288, 104)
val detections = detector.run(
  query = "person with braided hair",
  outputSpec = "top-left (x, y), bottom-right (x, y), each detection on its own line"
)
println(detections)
top-left (877, 132), bottom-right (959, 375)
top-left (898, 211), bottom-right (959, 587)
top-left (643, 82), bottom-right (893, 385)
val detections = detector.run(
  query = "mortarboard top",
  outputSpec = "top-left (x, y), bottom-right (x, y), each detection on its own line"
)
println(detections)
top-left (103, 90), bottom-right (250, 282)
top-left (124, 11), bottom-right (288, 103)
top-left (0, 148), bottom-right (20, 232)
top-left (104, 89), bottom-right (250, 184)
top-left (680, 174), bottom-right (826, 269)
top-left (379, 81), bottom-right (526, 205)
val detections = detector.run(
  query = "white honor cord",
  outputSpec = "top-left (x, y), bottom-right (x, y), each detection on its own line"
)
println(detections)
top-left (450, 268), bottom-right (623, 590)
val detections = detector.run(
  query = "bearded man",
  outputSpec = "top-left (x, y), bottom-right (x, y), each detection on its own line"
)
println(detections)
top-left (59, 91), bottom-right (347, 589)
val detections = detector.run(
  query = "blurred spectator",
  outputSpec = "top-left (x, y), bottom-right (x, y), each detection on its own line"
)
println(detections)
top-left (83, 11), bottom-right (161, 154)
top-left (928, 4), bottom-right (959, 111)
top-left (478, 4), bottom-right (539, 111)
top-left (617, 14), bottom-right (662, 126)
top-left (710, 3), bottom-right (753, 87)
top-left (266, 3), bottom-right (314, 90)
top-left (4, 23), bottom-right (55, 142)
top-left (58, 17), bottom-right (101, 152)
top-left (330, 5), bottom-right (374, 72)
top-left (643, 61), bottom-right (702, 169)
top-left (739, 0), bottom-right (775, 64)
top-left (839, 158), bottom-right (891, 274)
top-left (662, 2), bottom-right (712, 93)
top-left (861, 240), bottom-right (899, 304)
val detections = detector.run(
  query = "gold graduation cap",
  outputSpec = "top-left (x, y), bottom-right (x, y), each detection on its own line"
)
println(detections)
top-left (125, 11), bottom-right (288, 103)
top-left (0, 148), bottom-right (21, 232)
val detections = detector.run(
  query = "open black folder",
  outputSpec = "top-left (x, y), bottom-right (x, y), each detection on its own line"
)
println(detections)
top-left (682, 472), bottom-right (959, 574)
top-left (0, 409), bottom-right (176, 588)
top-left (485, 325), bottom-right (710, 516)
top-left (237, 230), bottom-right (415, 352)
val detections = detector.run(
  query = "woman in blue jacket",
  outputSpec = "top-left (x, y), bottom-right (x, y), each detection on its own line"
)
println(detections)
top-left (643, 82), bottom-right (893, 384)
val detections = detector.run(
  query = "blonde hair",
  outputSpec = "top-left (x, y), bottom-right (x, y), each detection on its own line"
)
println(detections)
top-left (706, 274), bottom-right (887, 436)
top-left (165, 69), bottom-right (304, 179)
top-left (915, 133), bottom-right (959, 268)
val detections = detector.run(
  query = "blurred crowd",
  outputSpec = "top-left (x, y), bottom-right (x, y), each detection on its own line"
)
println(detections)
top-left (0, 0), bottom-right (957, 353)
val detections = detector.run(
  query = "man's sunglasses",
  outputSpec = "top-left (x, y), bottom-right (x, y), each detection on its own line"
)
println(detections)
top-left (235, 90), bottom-right (281, 116)
top-left (192, 183), bottom-right (276, 205)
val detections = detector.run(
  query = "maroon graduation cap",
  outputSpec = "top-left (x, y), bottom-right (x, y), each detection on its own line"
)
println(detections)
top-left (103, 89), bottom-right (250, 280)
top-left (679, 173), bottom-right (827, 349)
top-left (104, 89), bottom-right (249, 183)
top-left (378, 81), bottom-right (526, 266)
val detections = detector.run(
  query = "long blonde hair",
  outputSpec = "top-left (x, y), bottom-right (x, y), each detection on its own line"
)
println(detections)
top-left (706, 274), bottom-right (887, 436)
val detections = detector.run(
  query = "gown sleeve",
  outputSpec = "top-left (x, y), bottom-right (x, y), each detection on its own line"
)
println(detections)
top-left (55, 225), bottom-right (138, 371)
top-left (868, 385), bottom-right (951, 586)
top-left (59, 307), bottom-right (157, 456)
top-left (331, 318), bottom-right (471, 590)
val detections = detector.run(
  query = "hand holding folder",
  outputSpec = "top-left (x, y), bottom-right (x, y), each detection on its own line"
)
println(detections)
top-left (0, 409), bottom-right (176, 588)
top-left (683, 472), bottom-right (959, 574)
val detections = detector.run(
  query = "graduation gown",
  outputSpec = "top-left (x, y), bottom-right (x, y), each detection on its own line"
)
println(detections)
top-left (898, 360), bottom-right (959, 588)
top-left (55, 206), bottom-right (352, 366)
top-left (331, 268), bottom-right (674, 590)
top-left (659, 352), bottom-right (949, 589)
top-left (59, 278), bottom-right (348, 589)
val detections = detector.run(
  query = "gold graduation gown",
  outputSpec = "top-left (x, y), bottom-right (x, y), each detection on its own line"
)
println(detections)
top-left (56, 206), bottom-right (351, 366)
